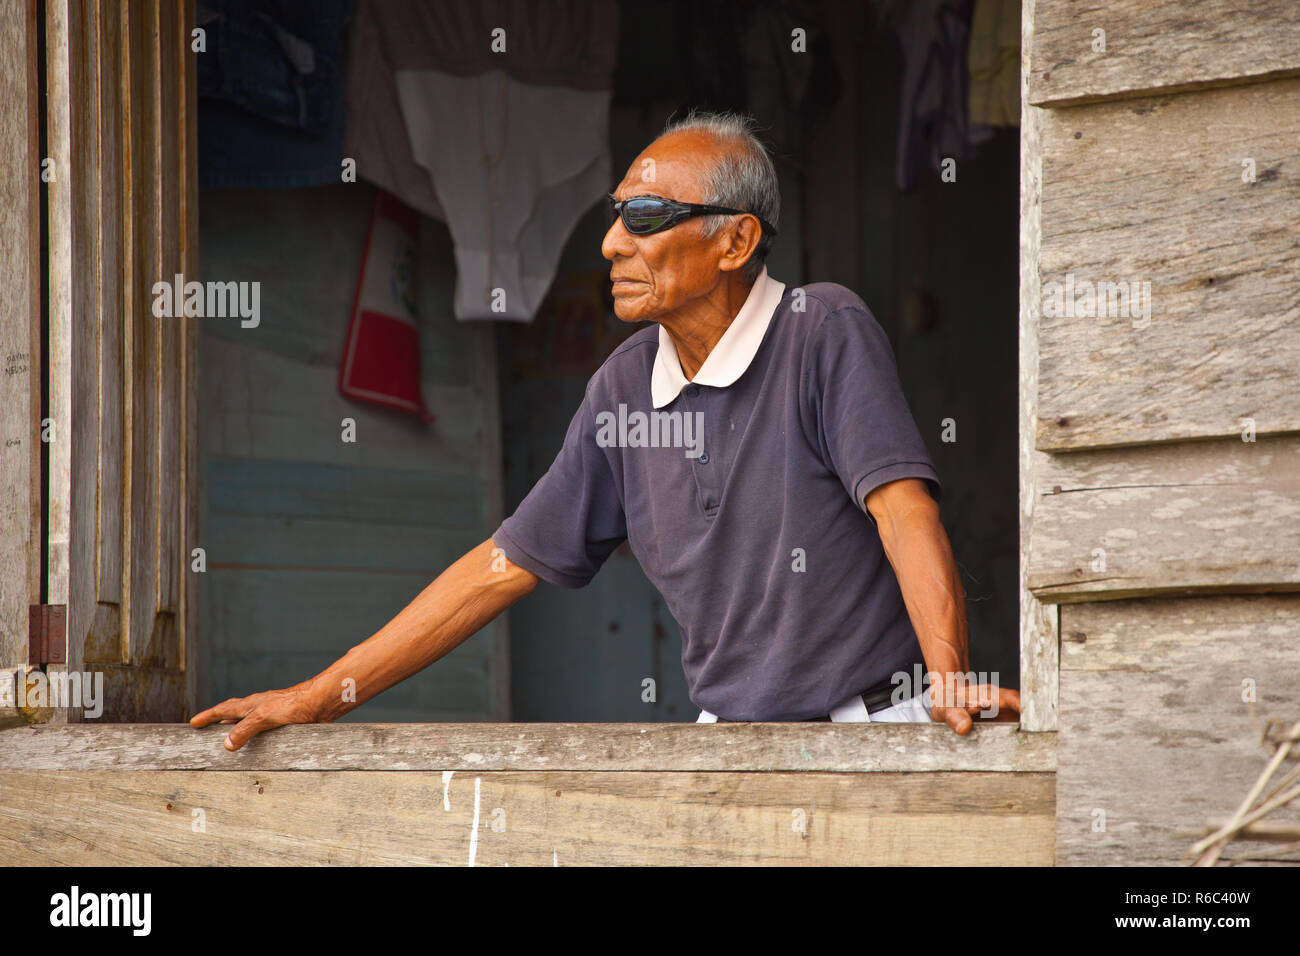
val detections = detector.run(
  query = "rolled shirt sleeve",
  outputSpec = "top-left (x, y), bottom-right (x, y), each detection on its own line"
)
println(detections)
top-left (491, 390), bottom-right (628, 588)
top-left (804, 304), bottom-right (942, 518)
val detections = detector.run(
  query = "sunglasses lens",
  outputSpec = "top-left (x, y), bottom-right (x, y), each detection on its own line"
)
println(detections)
top-left (622, 198), bottom-right (673, 234)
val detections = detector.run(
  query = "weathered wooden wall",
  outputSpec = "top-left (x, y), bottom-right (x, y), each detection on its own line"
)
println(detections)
top-left (1028, 436), bottom-right (1300, 601)
top-left (0, 1), bottom-right (42, 688)
top-left (1028, 0), bottom-right (1300, 107)
top-left (6, 0), bottom-right (200, 723)
top-left (1019, 0), bottom-right (1060, 733)
top-left (1026, 0), bottom-right (1300, 864)
top-left (1057, 595), bottom-right (1300, 865)
top-left (1033, 78), bottom-right (1300, 452)
top-left (0, 723), bottom-right (1055, 865)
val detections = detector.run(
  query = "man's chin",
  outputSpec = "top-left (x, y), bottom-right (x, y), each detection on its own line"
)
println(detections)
top-left (612, 298), bottom-right (653, 324)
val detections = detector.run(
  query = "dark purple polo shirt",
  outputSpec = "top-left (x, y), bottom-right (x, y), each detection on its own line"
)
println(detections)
top-left (492, 281), bottom-right (942, 720)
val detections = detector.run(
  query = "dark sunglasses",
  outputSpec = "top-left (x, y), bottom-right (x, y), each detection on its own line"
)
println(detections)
top-left (606, 193), bottom-right (778, 240)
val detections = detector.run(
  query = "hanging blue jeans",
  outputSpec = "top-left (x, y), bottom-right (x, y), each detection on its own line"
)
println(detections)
top-left (197, 0), bottom-right (351, 188)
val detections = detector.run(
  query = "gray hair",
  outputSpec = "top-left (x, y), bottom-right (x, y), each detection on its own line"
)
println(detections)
top-left (659, 110), bottom-right (779, 283)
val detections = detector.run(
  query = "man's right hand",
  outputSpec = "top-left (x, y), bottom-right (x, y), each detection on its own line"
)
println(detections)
top-left (189, 683), bottom-right (322, 751)
top-left (188, 537), bottom-right (540, 753)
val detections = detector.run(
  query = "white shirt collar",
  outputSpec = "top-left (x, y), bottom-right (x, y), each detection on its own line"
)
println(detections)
top-left (650, 267), bottom-right (787, 409)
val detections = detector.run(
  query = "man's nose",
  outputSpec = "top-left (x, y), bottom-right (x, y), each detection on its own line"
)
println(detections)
top-left (600, 217), bottom-right (634, 262)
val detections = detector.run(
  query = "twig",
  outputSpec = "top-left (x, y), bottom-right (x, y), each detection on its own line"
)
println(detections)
top-left (1190, 820), bottom-right (1300, 842)
top-left (1257, 762), bottom-right (1300, 809)
top-left (1224, 839), bottom-right (1300, 863)
top-left (1191, 718), bottom-right (1300, 866)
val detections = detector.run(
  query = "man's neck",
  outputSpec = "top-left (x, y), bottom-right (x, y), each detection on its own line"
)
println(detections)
top-left (658, 275), bottom-right (756, 381)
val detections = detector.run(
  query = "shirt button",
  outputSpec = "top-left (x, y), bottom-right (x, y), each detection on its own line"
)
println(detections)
top-left (698, 451), bottom-right (709, 464)
top-left (684, 384), bottom-right (700, 398)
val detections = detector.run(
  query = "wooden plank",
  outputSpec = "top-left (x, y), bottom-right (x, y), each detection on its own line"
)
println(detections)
top-left (96, 0), bottom-right (123, 610)
top-left (0, 0), bottom-right (41, 671)
top-left (0, 768), bottom-right (1054, 866)
top-left (1028, 434), bottom-right (1300, 602)
top-left (204, 337), bottom-right (489, 473)
top-left (155, 0), bottom-right (182, 631)
top-left (207, 515), bottom-right (483, 574)
top-left (201, 650), bottom-right (493, 722)
top-left (46, 0), bottom-right (102, 723)
top-left (180, 0), bottom-right (200, 717)
top-left (44, 0), bottom-right (75, 634)
top-left (124, 0), bottom-right (162, 669)
top-left (1035, 77), bottom-right (1300, 451)
top-left (0, 722), bottom-right (1056, 772)
top-left (140, 0), bottom-right (179, 670)
top-left (202, 569), bottom-right (481, 654)
top-left (67, 0), bottom-right (102, 717)
top-left (207, 457), bottom-right (483, 528)
top-left (81, 0), bottom-right (126, 668)
top-left (1018, 0), bottom-right (1058, 732)
top-left (93, 662), bottom-right (188, 723)
top-left (82, 601), bottom-right (123, 665)
top-left (1028, 0), bottom-right (1300, 108)
top-left (82, 0), bottom-right (128, 668)
top-left (201, 568), bottom-right (495, 718)
top-left (194, 184), bottom-right (374, 368)
top-left (1056, 595), bottom-right (1300, 865)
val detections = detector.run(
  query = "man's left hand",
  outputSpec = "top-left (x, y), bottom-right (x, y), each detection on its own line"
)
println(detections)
top-left (928, 680), bottom-right (1021, 735)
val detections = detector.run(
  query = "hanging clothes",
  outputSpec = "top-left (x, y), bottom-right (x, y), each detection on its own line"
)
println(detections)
top-left (741, 1), bottom-right (842, 164)
top-left (888, 0), bottom-right (977, 192)
top-left (968, 0), bottom-right (1020, 133)
top-left (197, 0), bottom-right (352, 188)
top-left (624, 0), bottom-right (839, 163)
top-left (345, 0), bottom-right (619, 322)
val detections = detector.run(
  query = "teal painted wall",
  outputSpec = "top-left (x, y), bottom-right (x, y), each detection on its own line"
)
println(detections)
top-left (198, 182), bottom-right (509, 722)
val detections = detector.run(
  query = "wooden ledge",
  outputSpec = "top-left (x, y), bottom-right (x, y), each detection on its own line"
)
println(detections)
top-left (0, 722), bottom-right (1055, 773)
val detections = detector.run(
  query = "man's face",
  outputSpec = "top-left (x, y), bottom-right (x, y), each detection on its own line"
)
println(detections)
top-left (601, 131), bottom-right (732, 324)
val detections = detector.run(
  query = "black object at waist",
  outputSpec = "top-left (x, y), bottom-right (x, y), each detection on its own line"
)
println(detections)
top-left (713, 666), bottom-right (923, 722)
top-left (800, 671), bottom-right (918, 721)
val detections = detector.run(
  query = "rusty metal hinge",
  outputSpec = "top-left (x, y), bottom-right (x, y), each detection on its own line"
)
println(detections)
top-left (28, 604), bottom-right (67, 665)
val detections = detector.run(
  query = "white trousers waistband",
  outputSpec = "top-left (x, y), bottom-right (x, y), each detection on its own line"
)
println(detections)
top-left (696, 687), bottom-right (932, 724)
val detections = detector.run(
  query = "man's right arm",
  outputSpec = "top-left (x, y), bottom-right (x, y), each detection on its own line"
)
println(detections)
top-left (189, 537), bottom-right (538, 750)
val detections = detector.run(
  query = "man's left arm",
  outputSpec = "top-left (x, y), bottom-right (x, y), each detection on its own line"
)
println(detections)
top-left (865, 478), bottom-right (1020, 734)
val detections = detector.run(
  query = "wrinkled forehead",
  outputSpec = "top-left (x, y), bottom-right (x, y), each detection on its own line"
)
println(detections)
top-left (614, 132), bottom-right (719, 203)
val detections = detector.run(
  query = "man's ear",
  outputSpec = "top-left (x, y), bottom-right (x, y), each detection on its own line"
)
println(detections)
top-left (717, 215), bottom-right (764, 274)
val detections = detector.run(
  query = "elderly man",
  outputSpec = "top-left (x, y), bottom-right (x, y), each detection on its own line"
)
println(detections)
top-left (193, 111), bottom-right (1018, 750)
